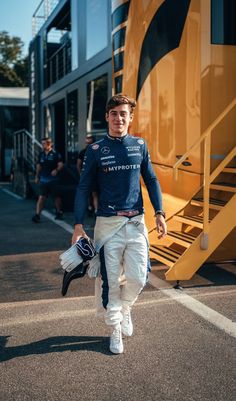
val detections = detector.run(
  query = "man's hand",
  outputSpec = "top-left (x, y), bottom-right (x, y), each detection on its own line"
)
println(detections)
top-left (35, 176), bottom-right (39, 184)
top-left (52, 162), bottom-right (63, 176)
top-left (72, 224), bottom-right (89, 244)
top-left (51, 169), bottom-right (58, 176)
top-left (156, 214), bottom-right (167, 239)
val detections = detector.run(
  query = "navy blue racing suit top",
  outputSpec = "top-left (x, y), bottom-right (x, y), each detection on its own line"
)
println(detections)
top-left (74, 134), bottom-right (163, 224)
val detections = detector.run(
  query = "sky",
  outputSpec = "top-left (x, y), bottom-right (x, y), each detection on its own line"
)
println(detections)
top-left (0, 0), bottom-right (42, 56)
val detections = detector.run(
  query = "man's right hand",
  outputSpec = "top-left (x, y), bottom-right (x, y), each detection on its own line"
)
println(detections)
top-left (72, 224), bottom-right (89, 244)
top-left (35, 176), bottom-right (39, 184)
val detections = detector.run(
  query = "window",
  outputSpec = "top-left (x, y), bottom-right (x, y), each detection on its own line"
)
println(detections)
top-left (87, 74), bottom-right (108, 134)
top-left (86, 0), bottom-right (108, 60)
top-left (211, 0), bottom-right (236, 45)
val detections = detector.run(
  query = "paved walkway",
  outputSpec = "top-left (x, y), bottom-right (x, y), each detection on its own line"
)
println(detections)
top-left (0, 183), bottom-right (235, 401)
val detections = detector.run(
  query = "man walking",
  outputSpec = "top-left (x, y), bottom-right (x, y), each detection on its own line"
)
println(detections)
top-left (32, 137), bottom-right (64, 223)
top-left (72, 95), bottom-right (167, 354)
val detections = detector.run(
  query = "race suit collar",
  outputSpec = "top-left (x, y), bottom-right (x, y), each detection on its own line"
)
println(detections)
top-left (107, 133), bottom-right (128, 141)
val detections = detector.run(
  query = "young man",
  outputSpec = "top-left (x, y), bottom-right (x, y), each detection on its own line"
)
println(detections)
top-left (72, 95), bottom-right (167, 354)
top-left (32, 137), bottom-right (64, 223)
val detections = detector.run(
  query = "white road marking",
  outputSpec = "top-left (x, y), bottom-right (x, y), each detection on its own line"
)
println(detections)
top-left (1, 188), bottom-right (23, 200)
top-left (1, 288), bottom-right (235, 311)
top-left (149, 273), bottom-right (236, 338)
top-left (1, 292), bottom-right (235, 329)
top-left (0, 308), bottom-right (96, 327)
top-left (42, 210), bottom-right (74, 233)
top-left (0, 295), bottom-right (95, 309)
top-left (1, 186), bottom-right (235, 338)
top-left (42, 210), bottom-right (92, 233)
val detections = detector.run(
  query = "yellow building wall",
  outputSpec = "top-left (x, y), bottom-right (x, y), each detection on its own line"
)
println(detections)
top-left (112, 0), bottom-right (236, 258)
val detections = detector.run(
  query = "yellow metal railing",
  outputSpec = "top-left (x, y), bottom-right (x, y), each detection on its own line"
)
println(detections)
top-left (173, 97), bottom-right (236, 250)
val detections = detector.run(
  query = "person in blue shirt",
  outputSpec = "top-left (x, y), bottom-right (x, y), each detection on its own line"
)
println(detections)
top-left (72, 95), bottom-right (167, 354)
top-left (77, 133), bottom-right (98, 215)
top-left (32, 137), bottom-right (64, 223)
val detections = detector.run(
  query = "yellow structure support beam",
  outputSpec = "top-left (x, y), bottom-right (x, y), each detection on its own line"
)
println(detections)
top-left (165, 194), bottom-right (236, 281)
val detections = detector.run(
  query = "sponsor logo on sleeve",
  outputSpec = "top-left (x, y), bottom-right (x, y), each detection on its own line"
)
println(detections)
top-left (101, 146), bottom-right (110, 155)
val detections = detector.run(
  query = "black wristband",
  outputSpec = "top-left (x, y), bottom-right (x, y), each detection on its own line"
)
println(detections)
top-left (154, 210), bottom-right (166, 219)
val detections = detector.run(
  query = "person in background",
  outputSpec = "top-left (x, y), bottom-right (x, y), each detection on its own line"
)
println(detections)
top-left (32, 137), bottom-right (64, 223)
top-left (77, 134), bottom-right (98, 215)
top-left (72, 95), bottom-right (167, 354)
top-left (77, 134), bottom-right (95, 175)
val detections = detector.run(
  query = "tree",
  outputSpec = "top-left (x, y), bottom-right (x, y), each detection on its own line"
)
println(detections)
top-left (0, 31), bottom-right (28, 87)
top-left (0, 64), bottom-right (23, 87)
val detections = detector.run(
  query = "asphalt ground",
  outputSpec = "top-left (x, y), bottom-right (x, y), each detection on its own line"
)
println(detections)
top-left (0, 183), bottom-right (235, 401)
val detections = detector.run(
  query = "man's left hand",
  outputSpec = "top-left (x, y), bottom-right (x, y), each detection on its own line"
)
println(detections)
top-left (51, 169), bottom-right (58, 176)
top-left (156, 214), bottom-right (167, 239)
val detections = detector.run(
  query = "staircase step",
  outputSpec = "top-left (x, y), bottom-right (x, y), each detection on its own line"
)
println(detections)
top-left (173, 214), bottom-right (204, 228)
top-left (149, 245), bottom-right (182, 267)
top-left (223, 167), bottom-right (236, 173)
top-left (166, 231), bottom-right (197, 247)
top-left (191, 197), bottom-right (226, 210)
top-left (210, 183), bottom-right (236, 193)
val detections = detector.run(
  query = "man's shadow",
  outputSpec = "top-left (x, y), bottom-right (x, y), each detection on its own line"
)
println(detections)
top-left (0, 335), bottom-right (111, 362)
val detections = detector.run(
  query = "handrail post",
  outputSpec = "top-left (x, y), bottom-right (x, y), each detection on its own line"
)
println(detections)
top-left (200, 133), bottom-right (211, 250)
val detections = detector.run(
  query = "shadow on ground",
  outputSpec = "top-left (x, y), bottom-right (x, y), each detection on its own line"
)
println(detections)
top-left (0, 335), bottom-right (111, 362)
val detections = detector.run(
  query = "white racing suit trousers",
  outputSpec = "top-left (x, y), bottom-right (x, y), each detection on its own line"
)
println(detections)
top-left (99, 218), bottom-right (148, 327)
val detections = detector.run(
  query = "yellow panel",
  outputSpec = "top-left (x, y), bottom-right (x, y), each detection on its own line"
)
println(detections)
top-left (165, 194), bottom-right (236, 280)
top-left (112, 1), bottom-right (236, 268)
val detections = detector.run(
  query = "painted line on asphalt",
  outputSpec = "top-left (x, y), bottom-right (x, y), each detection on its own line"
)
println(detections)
top-left (42, 210), bottom-right (92, 233)
top-left (2, 187), bottom-right (235, 338)
top-left (1, 290), bottom-right (236, 329)
top-left (149, 273), bottom-right (236, 339)
top-left (44, 216), bottom-right (236, 340)
top-left (1, 288), bottom-right (235, 310)
top-left (42, 210), bottom-right (74, 233)
top-left (0, 296), bottom-right (198, 328)
top-left (0, 295), bottom-right (95, 309)
top-left (1, 187), bottom-right (23, 200)
top-left (0, 297), bottom-right (171, 327)
top-left (0, 308), bottom-right (96, 327)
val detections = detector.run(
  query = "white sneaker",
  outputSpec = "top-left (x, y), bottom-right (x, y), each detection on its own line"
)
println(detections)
top-left (110, 324), bottom-right (123, 354)
top-left (121, 307), bottom-right (133, 337)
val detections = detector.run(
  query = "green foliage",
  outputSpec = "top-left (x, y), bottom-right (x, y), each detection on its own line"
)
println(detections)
top-left (0, 31), bottom-right (28, 87)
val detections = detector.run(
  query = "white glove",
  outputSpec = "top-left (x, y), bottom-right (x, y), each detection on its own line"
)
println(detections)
top-left (87, 254), bottom-right (101, 278)
top-left (59, 244), bottom-right (83, 272)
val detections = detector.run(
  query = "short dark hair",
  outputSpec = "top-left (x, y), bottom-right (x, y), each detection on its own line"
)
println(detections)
top-left (86, 134), bottom-right (95, 142)
top-left (41, 137), bottom-right (52, 143)
top-left (106, 94), bottom-right (136, 114)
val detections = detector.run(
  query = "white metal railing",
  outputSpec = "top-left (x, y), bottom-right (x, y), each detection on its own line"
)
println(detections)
top-left (13, 130), bottom-right (42, 173)
top-left (47, 39), bottom-right (71, 86)
top-left (32, 0), bottom-right (60, 36)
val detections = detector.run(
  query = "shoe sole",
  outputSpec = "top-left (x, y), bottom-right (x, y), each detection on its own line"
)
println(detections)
top-left (110, 347), bottom-right (124, 354)
top-left (121, 331), bottom-right (133, 337)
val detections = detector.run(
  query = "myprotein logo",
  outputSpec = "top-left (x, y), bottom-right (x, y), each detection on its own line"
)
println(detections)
top-left (103, 164), bottom-right (140, 172)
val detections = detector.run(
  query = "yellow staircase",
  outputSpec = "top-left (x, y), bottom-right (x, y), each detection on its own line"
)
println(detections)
top-left (149, 98), bottom-right (236, 282)
top-left (150, 149), bottom-right (236, 281)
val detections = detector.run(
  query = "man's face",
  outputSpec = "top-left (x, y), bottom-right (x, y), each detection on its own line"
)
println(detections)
top-left (85, 137), bottom-right (94, 146)
top-left (42, 140), bottom-right (52, 152)
top-left (105, 104), bottom-right (133, 137)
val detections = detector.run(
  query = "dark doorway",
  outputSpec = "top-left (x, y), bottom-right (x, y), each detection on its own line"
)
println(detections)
top-left (54, 99), bottom-right (65, 160)
top-left (0, 105), bottom-right (29, 180)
